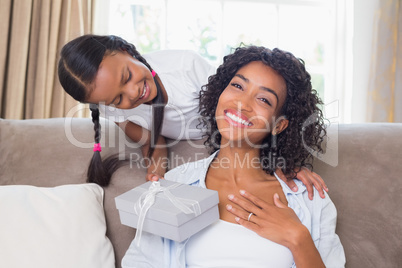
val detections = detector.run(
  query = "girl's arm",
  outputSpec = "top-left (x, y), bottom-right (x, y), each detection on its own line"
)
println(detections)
top-left (276, 167), bottom-right (329, 200)
top-left (116, 121), bottom-right (168, 181)
top-left (142, 135), bottom-right (168, 181)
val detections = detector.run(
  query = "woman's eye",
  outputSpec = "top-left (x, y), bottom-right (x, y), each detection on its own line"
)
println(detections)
top-left (231, 83), bottom-right (243, 90)
top-left (260, 98), bottom-right (271, 106)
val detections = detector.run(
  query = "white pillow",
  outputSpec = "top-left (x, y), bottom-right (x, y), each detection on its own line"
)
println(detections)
top-left (0, 183), bottom-right (115, 268)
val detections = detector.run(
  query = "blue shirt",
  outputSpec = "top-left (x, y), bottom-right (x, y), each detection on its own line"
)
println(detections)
top-left (122, 152), bottom-right (346, 268)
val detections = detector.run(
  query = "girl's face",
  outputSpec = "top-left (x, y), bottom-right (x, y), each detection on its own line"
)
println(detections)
top-left (86, 51), bottom-right (157, 109)
top-left (215, 61), bottom-right (288, 146)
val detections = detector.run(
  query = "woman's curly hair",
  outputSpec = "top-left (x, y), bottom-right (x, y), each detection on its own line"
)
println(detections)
top-left (199, 46), bottom-right (326, 179)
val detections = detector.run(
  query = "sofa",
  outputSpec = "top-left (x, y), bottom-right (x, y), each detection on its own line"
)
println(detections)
top-left (0, 117), bottom-right (401, 268)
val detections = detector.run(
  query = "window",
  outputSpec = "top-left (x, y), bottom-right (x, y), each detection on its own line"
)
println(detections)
top-left (95, 0), bottom-right (352, 122)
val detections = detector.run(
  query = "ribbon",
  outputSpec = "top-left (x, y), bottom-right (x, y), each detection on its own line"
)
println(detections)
top-left (133, 181), bottom-right (202, 246)
top-left (93, 143), bottom-right (101, 152)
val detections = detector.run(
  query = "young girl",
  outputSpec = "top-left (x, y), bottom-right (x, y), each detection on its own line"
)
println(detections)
top-left (58, 34), bottom-right (328, 200)
top-left (121, 46), bottom-right (345, 267)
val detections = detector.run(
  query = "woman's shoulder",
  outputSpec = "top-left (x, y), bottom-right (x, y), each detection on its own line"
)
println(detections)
top-left (274, 173), bottom-right (335, 211)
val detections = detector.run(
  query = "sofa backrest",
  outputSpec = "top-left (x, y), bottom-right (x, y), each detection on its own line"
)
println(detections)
top-left (313, 123), bottom-right (402, 268)
top-left (1, 118), bottom-right (401, 268)
top-left (0, 117), bottom-right (209, 267)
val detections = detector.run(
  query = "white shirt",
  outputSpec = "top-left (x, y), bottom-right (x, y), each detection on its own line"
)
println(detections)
top-left (121, 151), bottom-right (346, 268)
top-left (186, 219), bottom-right (294, 268)
top-left (99, 50), bottom-right (216, 140)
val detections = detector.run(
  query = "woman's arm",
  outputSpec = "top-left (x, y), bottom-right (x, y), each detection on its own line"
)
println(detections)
top-left (116, 121), bottom-right (168, 181)
top-left (269, 194), bottom-right (325, 268)
top-left (286, 224), bottom-right (326, 268)
top-left (313, 194), bottom-right (346, 266)
top-left (121, 232), bottom-right (167, 268)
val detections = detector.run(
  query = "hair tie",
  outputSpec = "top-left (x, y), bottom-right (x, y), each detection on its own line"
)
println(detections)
top-left (151, 70), bottom-right (156, 77)
top-left (93, 143), bottom-right (102, 152)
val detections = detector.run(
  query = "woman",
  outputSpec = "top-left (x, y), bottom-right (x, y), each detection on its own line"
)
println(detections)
top-left (121, 46), bottom-right (345, 267)
top-left (58, 35), bottom-right (328, 201)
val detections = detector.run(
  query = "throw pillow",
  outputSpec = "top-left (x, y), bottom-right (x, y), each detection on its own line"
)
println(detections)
top-left (0, 183), bottom-right (115, 268)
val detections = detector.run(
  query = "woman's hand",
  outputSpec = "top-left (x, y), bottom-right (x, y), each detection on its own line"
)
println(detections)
top-left (226, 190), bottom-right (326, 267)
top-left (226, 189), bottom-right (307, 249)
top-left (276, 167), bottom-right (328, 200)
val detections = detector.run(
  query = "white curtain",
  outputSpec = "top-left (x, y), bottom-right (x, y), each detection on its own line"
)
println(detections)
top-left (365, 0), bottom-right (402, 122)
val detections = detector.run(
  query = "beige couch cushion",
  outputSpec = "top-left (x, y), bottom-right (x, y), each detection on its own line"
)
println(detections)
top-left (1, 118), bottom-right (402, 267)
top-left (0, 117), bottom-right (208, 267)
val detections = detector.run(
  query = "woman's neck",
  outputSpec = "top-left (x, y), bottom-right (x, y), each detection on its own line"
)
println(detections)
top-left (211, 146), bottom-right (271, 184)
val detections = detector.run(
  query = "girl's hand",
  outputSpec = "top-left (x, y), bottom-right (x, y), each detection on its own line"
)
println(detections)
top-left (276, 167), bottom-right (328, 200)
top-left (145, 173), bottom-right (164, 182)
top-left (226, 190), bottom-right (308, 249)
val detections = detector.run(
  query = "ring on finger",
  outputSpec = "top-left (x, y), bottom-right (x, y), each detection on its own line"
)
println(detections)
top-left (247, 212), bottom-right (254, 222)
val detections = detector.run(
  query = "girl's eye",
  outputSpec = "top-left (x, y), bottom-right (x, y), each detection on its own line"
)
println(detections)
top-left (260, 98), bottom-right (272, 106)
top-left (116, 94), bottom-right (123, 106)
top-left (231, 83), bottom-right (243, 90)
top-left (126, 70), bottom-right (132, 84)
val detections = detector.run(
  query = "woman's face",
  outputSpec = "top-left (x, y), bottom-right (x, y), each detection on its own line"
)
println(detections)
top-left (86, 51), bottom-right (157, 109)
top-left (215, 61), bottom-right (288, 147)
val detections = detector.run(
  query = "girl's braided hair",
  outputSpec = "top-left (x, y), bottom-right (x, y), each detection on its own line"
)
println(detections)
top-left (58, 35), bottom-right (164, 186)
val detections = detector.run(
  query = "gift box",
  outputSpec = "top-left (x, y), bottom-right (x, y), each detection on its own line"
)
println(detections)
top-left (115, 180), bottom-right (219, 244)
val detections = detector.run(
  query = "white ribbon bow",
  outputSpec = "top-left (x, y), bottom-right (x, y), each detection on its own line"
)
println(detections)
top-left (133, 181), bottom-right (202, 246)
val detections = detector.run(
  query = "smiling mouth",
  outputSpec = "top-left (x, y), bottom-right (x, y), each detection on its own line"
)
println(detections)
top-left (224, 110), bottom-right (253, 127)
top-left (139, 82), bottom-right (147, 99)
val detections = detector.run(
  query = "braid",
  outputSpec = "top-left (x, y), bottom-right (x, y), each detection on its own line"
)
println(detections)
top-left (87, 105), bottom-right (108, 186)
top-left (148, 79), bottom-right (164, 158)
top-left (87, 105), bottom-right (129, 187)
top-left (91, 105), bottom-right (101, 143)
